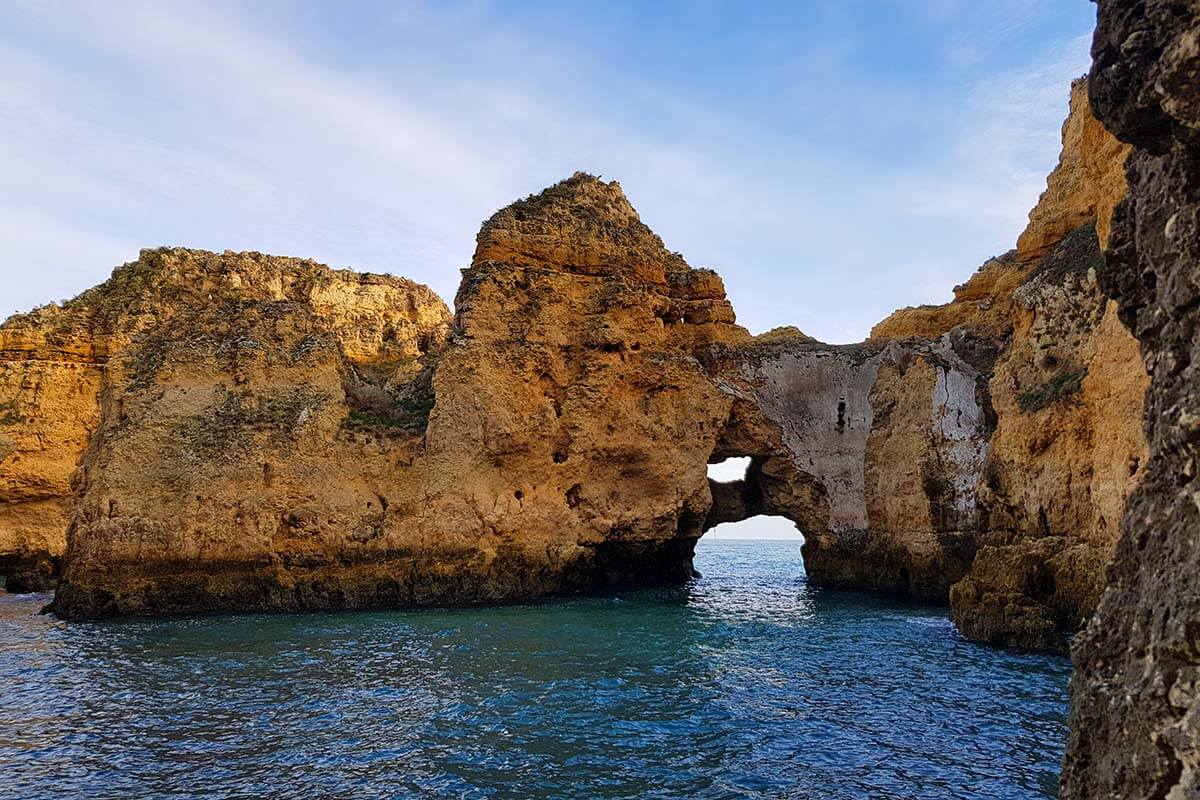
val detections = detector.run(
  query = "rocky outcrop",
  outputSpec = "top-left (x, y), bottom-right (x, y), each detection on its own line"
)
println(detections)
top-left (46, 176), bottom-right (750, 618)
top-left (700, 330), bottom-right (994, 602)
top-left (0, 77), bottom-right (1146, 661)
top-left (1017, 79), bottom-right (1131, 260)
top-left (1063, 3), bottom-right (1200, 798)
top-left (0, 250), bottom-right (451, 594)
top-left (948, 223), bottom-right (1148, 652)
top-left (867, 84), bottom-right (1145, 653)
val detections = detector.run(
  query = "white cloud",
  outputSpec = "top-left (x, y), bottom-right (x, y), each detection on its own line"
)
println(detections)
top-left (0, 1), bottom-right (1095, 346)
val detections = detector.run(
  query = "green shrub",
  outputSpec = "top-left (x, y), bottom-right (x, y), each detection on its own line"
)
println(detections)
top-left (1018, 369), bottom-right (1087, 413)
top-left (0, 400), bottom-right (20, 426)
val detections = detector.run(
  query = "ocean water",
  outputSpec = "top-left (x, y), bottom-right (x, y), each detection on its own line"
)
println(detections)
top-left (0, 539), bottom-right (1070, 799)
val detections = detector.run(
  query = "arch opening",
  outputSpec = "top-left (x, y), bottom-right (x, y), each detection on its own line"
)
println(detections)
top-left (707, 456), bottom-right (751, 484)
top-left (705, 513), bottom-right (805, 544)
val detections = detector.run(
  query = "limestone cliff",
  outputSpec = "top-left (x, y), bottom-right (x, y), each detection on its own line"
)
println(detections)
top-left (1017, 79), bottom-right (1131, 260)
top-left (700, 330), bottom-right (994, 602)
top-left (0, 250), bottom-right (451, 594)
top-left (1063, 3), bottom-right (1200, 797)
top-left (1, 77), bottom-right (1145, 666)
top-left (47, 175), bottom-right (750, 618)
top-left (646, 77), bottom-right (1141, 627)
top-left (948, 225), bottom-right (1148, 652)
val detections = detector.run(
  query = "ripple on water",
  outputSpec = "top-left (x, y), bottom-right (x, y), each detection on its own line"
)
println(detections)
top-left (0, 539), bottom-right (1070, 799)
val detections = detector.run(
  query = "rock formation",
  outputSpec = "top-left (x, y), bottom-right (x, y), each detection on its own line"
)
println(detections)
top-left (700, 80), bottom-right (1146, 650)
top-left (0, 74), bottom-right (1146, 667)
top-left (0, 250), bottom-right (451, 594)
top-left (41, 178), bottom-right (755, 618)
top-left (1063, 3), bottom-right (1200, 797)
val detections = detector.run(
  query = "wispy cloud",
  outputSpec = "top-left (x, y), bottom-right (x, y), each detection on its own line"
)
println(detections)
top-left (0, 0), bottom-right (1095, 344)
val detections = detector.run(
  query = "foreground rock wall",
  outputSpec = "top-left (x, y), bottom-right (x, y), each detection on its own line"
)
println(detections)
top-left (1063, 3), bottom-right (1200, 797)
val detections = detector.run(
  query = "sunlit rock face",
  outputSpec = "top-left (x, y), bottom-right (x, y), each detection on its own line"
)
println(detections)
top-left (1063, 3), bottom-right (1200, 798)
top-left (5, 77), bottom-right (1144, 647)
top-left (705, 82), bottom-right (1146, 648)
top-left (45, 175), bottom-right (752, 618)
top-left (0, 249), bottom-right (451, 608)
top-left (0, 249), bottom-right (450, 595)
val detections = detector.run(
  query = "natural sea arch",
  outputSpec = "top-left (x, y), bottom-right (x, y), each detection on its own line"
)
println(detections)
top-left (704, 457), bottom-right (809, 546)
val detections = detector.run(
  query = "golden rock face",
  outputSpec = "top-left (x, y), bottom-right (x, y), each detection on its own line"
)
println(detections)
top-left (0, 249), bottom-right (451, 594)
top-left (0, 84), bottom-right (1147, 651)
top-left (1016, 78), bottom-right (1130, 260)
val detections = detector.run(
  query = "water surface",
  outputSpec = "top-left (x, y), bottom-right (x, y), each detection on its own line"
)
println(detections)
top-left (0, 539), bottom-right (1070, 799)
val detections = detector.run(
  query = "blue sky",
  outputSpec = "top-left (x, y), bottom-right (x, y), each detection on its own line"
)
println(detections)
top-left (1, 1), bottom-right (1094, 348)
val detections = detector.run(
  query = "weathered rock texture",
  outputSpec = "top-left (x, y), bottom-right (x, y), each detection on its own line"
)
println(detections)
top-left (0, 76), bottom-right (1146, 664)
top-left (43, 178), bottom-right (756, 618)
top-left (696, 80), bottom-right (1143, 635)
top-left (0, 250), bottom-right (451, 594)
top-left (948, 223), bottom-right (1149, 652)
top-left (860, 80), bottom-right (1144, 651)
top-left (1063, 3), bottom-right (1200, 798)
top-left (700, 330), bottom-right (995, 603)
top-left (1017, 79), bottom-right (1132, 260)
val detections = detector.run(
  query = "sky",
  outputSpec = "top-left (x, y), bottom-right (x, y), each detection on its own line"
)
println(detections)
top-left (1, 0), bottom-right (1097, 349)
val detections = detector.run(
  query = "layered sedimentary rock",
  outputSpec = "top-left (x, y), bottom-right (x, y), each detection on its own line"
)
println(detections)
top-left (697, 82), bottom-right (1143, 629)
top-left (1017, 79), bottom-right (1131, 260)
top-left (869, 80), bottom-right (1146, 654)
top-left (948, 224), bottom-right (1148, 652)
top-left (700, 330), bottom-right (994, 602)
top-left (0, 75), bottom-right (1147, 661)
top-left (1063, 3), bottom-right (1200, 798)
top-left (0, 251), bottom-right (451, 594)
top-left (47, 177), bottom-right (753, 618)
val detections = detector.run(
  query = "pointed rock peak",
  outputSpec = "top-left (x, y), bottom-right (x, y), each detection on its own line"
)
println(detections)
top-left (1016, 77), bottom-right (1130, 261)
top-left (473, 172), bottom-right (682, 279)
top-left (503, 171), bottom-right (640, 225)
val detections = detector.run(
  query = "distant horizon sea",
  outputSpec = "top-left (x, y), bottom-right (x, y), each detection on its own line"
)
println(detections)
top-left (0, 538), bottom-right (1070, 799)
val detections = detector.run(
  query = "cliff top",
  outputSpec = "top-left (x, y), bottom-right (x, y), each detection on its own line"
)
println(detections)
top-left (472, 172), bottom-right (693, 282)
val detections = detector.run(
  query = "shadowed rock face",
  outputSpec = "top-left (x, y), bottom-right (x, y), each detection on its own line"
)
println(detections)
top-left (701, 332), bottom-right (995, 602)
top-left (1062, 3), bottom-right (1200, 798)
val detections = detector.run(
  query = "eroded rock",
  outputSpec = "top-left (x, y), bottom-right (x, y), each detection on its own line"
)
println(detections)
top-left (1062, 3), bottom-right (1200, 797)
top-left (0, 81), bottom-right (1146, 669)
top-left (0, 249), bottom-right (451, 595)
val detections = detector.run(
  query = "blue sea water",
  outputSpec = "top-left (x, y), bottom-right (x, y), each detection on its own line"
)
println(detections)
top-left (0, 539), bottom-right (1070, 799)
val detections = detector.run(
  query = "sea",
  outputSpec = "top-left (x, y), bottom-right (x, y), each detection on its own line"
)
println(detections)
top-left (0, 537), bottom-right (1070, 799)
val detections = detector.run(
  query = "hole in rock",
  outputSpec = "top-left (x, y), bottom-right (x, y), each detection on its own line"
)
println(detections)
top-left (707, 456), bottom-right (751, 483)
top-left (705, 514), bottom-right (805, 543)
top-left (565, 484), bottom-right (582, 508)
top-left (701, 514), bottom-right (808, 576)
